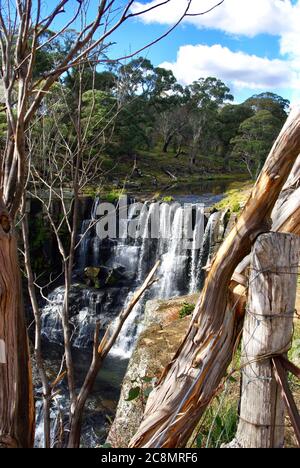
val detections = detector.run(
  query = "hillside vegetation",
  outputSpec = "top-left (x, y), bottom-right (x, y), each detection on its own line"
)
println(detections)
top-left (12, 52), bottom-right (290, 198)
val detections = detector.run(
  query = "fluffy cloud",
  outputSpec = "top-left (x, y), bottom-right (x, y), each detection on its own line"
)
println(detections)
top-left (131, 0), bottom-right (300, 95)
top-left (131, 0), bottom-right (296, 37)
top-left (160, 44), bottom-right (297, 90)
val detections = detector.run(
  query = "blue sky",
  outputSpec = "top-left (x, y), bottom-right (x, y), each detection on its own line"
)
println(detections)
top-left (51, 0), bottom-right (300, 103)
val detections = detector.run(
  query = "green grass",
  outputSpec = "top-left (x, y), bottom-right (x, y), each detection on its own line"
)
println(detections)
top-left (190, 390), bottom-right (239, 448)
top-left (289, 318), bottom-right (300, 366)
top-left (214, 181), bottom-right (253, 212)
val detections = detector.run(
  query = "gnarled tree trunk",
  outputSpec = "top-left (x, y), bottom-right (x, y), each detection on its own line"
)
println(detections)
top-left (0, 195), bottom-right (34, 448)
top-left (130, 108), bottom-right (300, 448)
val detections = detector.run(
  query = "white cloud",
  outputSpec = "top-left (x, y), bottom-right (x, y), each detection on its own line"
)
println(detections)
top-left (160, 44), bottom-right (297, 91)
top-left (131, 0), bottom-right (300, 97)
top-left (131, 0), bottom-right (295, 37)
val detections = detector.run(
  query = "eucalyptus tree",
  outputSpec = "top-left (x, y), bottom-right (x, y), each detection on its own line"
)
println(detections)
top-left (187, 77), bottom-right (234, 165)
top-left (218, 104), bottom-right (254, 168)
top-left (231, 110), bottom-right (282, 179)
top-left (244, 92), bottom-right (290, 123)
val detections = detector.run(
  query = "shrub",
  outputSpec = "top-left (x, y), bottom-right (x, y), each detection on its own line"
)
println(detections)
top-left (104, 190), bottom-right (122, 204)
top-left (179, 302), bottom-right (195, 319)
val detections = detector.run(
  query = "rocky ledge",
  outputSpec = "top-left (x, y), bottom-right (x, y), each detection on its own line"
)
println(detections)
top-left (107, 294), bottom-right (198, 447)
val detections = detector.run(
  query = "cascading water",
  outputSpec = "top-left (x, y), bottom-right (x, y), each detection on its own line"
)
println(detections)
top-left (189, 205), bottom-right (206, 294)
top-left (41, 198), bottom-right (228, 355)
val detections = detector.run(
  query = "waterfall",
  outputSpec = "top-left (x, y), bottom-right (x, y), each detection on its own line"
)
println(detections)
top-left (78, 220), bottom-right (93, 271)
top-left (37, 195), bottom-right (230, 447)
top-left (110, 203), bottom-right (159, 358)
top-left (190, 210), bottom-right (223, 292)
top-left (157, 206), bottom-right (186, 299)
top-left (137, 202), bottom-right (159, 282)
top-left (41, 197), bottom-right (228, 357)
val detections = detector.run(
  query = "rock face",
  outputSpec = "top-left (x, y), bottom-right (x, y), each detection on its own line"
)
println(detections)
top-left (107, 294), bottom-right (197, 447)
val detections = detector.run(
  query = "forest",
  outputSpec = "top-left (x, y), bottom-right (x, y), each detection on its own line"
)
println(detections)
top-left (0, 0), bottom-right (300, 452)
top-left (5, 50), bottom-right (289, 185)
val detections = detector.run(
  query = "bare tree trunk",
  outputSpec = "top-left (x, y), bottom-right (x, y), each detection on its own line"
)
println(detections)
top-left (162, 134), bottom-right (174, 153)
top-left (62, 269), bottom-right (77, 412)
top-left (0, 195), bottom-right (34, 448)
top-left (130, 108), bottom-right (300, 448)
top-left (21, 206), bottom-right (51, 448)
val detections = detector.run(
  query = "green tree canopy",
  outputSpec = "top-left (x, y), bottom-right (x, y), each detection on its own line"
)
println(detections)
top-left (231, 109), bottom-right (282, 178)
top-left (244, 92), bottom-right (290, 123)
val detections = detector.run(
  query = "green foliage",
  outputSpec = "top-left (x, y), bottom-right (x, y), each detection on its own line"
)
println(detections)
top-left (25, 46), bottom-right (291, 188)
top-left (244, 92), bottom-right (289, 124)
top-left (231, 110), bottom-right (282, 178)
top-left (179, 302), bottom-right (195, 319)
top-left (218, 104), bottom-right (254, 166)
top-left (34, 30), bottom-right (78, 80)
top-left (0, 111), bottom-right (7, 143)
top-left (161, 196), bottom-right (174, 203)
top-left (232, 202), bottom-right (241, 213)
top-left (125, 375), bottom-right (155, 405)
top-left (125, 387), bottom-right (141, 402)
top-left (202, 404), bottom-right (238, 448)
top-left (98, 443), bottom-right (112, 448)
top-left (103, 190), bottom-right (123, 204)
top-left (64, 69), bottom-right (116, 94)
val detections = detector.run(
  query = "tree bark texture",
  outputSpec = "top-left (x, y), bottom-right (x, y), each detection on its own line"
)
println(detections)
top-left (0, 196), bottom-right (34, 448)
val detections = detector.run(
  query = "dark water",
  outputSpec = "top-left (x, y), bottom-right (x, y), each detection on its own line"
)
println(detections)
top-left (130, 178), bottom-right (244, 203)
top-left (37, 347), bottom-right (128, 448)
top-left (167, 179), bottom-right (237, 196)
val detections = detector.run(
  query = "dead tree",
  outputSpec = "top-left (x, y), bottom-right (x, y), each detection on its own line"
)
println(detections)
top-left (130, 107), bottom-right (300, 448)
top-left (23, 61), bottom-right (158, 448)
top-left (22, 66), bottom-right (129, 447)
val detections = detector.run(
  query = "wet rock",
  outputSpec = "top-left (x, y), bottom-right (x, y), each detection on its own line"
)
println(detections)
top-left (84, 265), bottom-right (134, 288)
